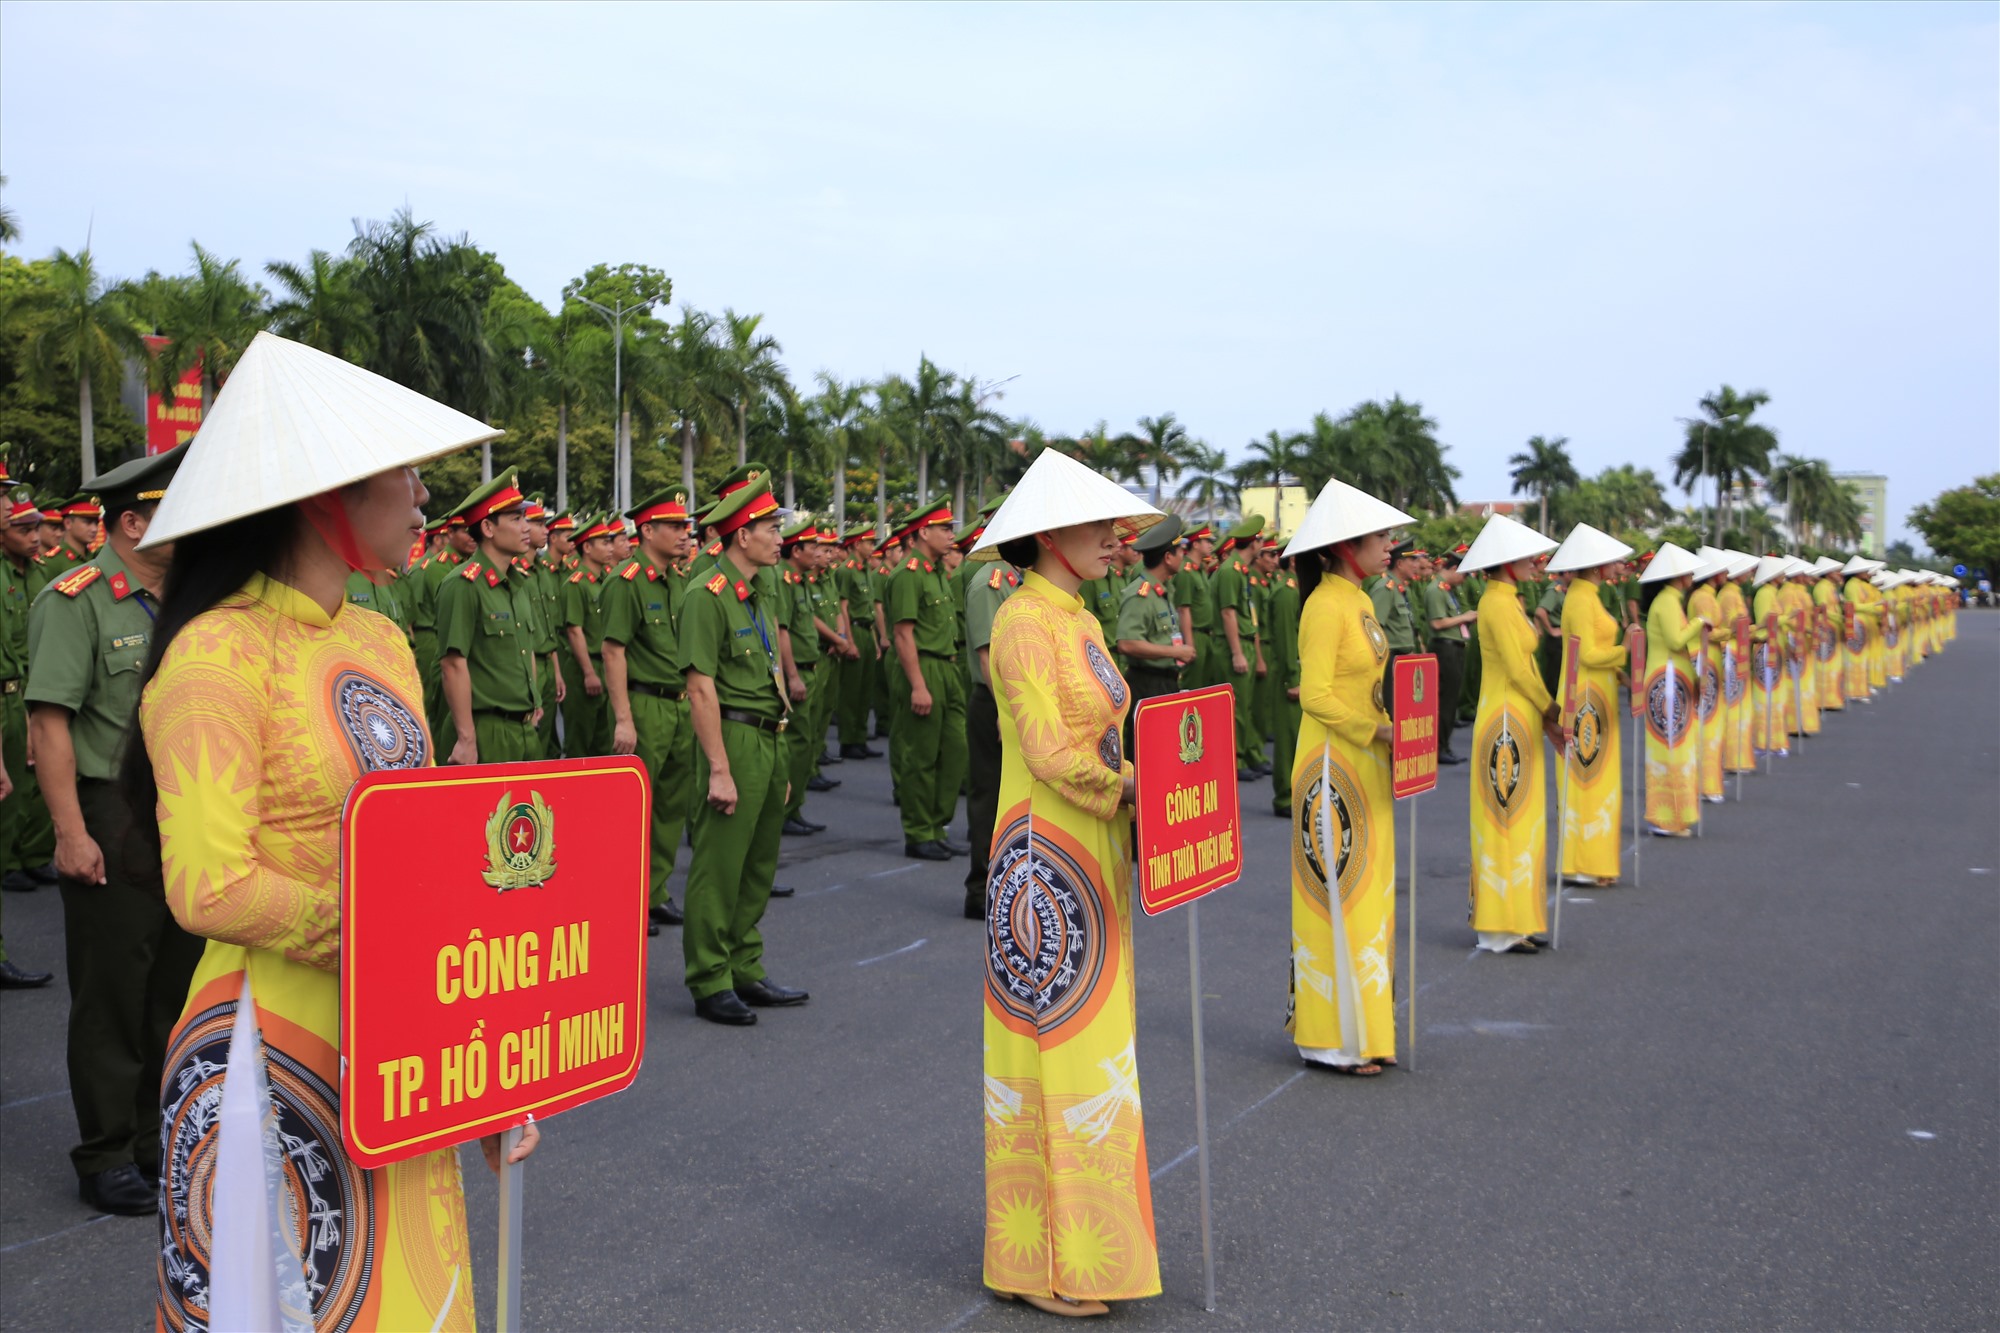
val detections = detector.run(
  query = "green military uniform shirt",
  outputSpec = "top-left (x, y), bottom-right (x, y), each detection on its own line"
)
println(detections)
top-left (520, 556), bottom-right (563, 657)
top-left (342, 570), bottom-right (407, 635)
top-left (1173, 566), bottom-right (1213, 632)
top-left (887, 556), bottom-right (957, 656)
top-left (1212, 557), bottom-right (1256, 648)
top-left (965, 562), bottom-right (1020, 687)
top-left (562, 566), bottom-right (610, 656)
top-left (783, 568), bottom-right (827, 666)
top-left (1425, 579), bottom-right (1473, 649)
top-left (601, 556), bottom-right (687, 689)
top-left (435, 555), bottom-right (543, 712)
top-left (2, 553), bottom-right (32, 682)
top-left (684, 561), bottom-right (786, 718)
top-left (1366, 575), bottom-right (1418, 652)
top-left (1078, 576), bottom-right (1122, 647)
top-left (1115, 574), bottom-right (1183, 661)
top-left (25, 548), bottom-right (160, 779)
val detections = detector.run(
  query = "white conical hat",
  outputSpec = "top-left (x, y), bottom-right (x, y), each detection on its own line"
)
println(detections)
top-left (1785, 556), bottom-right (1816, 578)
top-left (1812, 555), bottom-right (1844, 575)
top-left (1546, 523), bottom-right (1632, 573)
top-left (1840, 554), bottom-right (1882, 575)
top-left (1753, 554), bottom-right (1791, 587)
top-left (1691, 545), bottom-right (1732, 581)
top-left (1640, 541), bottom-right (1704, 583)
top-left (1457, 513), bottom-right (1556, 574)
top-left (141, 331), bottom-right (502, 547)
top-left (970, 447), bottom-right (1162, 560)
top-left (1281, 477), bottom-right (1413, 558)
top-left (1724, 549), bottom-right (1760, 578)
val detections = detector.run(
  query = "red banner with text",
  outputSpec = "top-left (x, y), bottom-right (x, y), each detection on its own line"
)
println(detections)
top-left (142, 334), bottom-right (203, 455)
top-left (340, 757), bottom-right (650, 1168)
top-left (1391, 652), bottom-right (1439, 798)
top-left (1134, 684), bottom-right (1242, 915)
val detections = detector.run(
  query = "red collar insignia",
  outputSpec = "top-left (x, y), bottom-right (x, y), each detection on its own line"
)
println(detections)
top-left (734, 580), bottom-right (751, 602)
top-left (108, 571), bottom-right (131, 600)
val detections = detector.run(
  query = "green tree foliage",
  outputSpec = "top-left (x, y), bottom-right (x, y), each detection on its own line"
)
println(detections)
top-left (1766, 453), bottom-right (1863, 550)
top-left (4, 247), bottom-right (147, 483)
top-left (0, 253), bottom-right (143, 497)
top-left (1508, 434), bottom-right (1579, 535)
top-left (1294, 397), bottom-right (1459, 515)
top-left (1909, 475), bottom-right (2000, 575)
top-left (1673, 386), bottom-right (1778, 545)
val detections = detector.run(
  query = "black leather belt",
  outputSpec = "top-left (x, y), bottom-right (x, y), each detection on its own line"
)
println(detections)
top-left (628, 681), bottom-right (686, 701)
top-left (795, 659), bottom-right (820, 673)
top-left (1129, 666), bottom-right (1181, 681)
top-left (474, 707), bottom-right (534, 724)
top-left (721, 707), bottom-right (787, 733)
top-left (1431, 638), bottom-right (1467, 651)
top-left (918, 650), bottom-right (955, 662)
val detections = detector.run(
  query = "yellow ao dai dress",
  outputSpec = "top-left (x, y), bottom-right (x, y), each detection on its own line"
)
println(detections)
top-left (1557, 579), bottom-right (1625, 881)
top-left (1469, 580), bottom-right (1553, 949)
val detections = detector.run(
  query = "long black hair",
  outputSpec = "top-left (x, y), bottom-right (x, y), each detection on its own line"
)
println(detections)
top-left (119, 505), bottom-right (308, 811)
top-left (1296, 548), bottom-right (1327, 599)
top-left (1638, 576), bottom-right (1682, 619)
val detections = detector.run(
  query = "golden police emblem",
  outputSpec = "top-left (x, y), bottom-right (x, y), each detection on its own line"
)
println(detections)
top-left (1178, 707), bottom-right (1204, 764)
top-left (483, 790), bottom-right (558, 890)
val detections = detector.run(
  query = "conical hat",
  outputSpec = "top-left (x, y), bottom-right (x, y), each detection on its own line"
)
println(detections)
top-left (970, 448), bottom-right (1162, 560)
top-left (1640, 541), bottom-right (1704, 583)
top-left (1811, 555), bottom-right (1844, 575)
top-left (1546, 522), bottom-right (1632, 573)
top-left (1752, 554), bottom-right (1791, 587)
top-left (1840, 554), bottom-right (1882, 575)
top-left (1691, 545), bottom-right (1733, 582)
top-left (1784, 556), bottom-right (1816, 578)
top-left (141, 331), bottom-right (502, 547)
top-left (1724, 549), bottom-right (1760, 578)
top-left (1457, 514), bottom-right (1556, 574)
top-left (1281, 478), bottom-right (1413, 558)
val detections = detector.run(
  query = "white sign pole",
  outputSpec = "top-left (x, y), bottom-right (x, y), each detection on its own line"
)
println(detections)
top-left (1407, 794), bottom-right (1418, 1072)
top-left (1187, 901), bottom-right (1217, 1314)
top-left (496, 1124), bottom-right (525, 1333)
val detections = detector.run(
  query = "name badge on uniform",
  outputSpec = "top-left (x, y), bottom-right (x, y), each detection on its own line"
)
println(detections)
top-left (110, 633), bottom-right (148, 651)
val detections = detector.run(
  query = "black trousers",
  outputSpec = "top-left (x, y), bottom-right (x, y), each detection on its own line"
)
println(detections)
top-left (1123, 669), bottom-right (1184, 761)
top-left (965, 682), bottom-right (1003, 900)
top-left (61, 779), bottom-right (204, 1178)
top-left (1432, 639), bottom-right (1467, 755)
top-left (1382, 652), bottom-right (1405, 720)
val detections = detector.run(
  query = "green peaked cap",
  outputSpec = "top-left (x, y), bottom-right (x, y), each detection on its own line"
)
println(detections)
top-left (1223, 514), bottom-right (1265, 544)
top-left (89, 441), bottom-right (190, 510)
top-left (447, 470), bottom-right (525, 522)
top-left (1133, 514), bottom-right (1185, 554)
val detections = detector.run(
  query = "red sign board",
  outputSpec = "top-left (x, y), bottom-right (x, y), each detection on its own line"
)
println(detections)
top-left (340, 756), bottom-right (650, 1167)
top-left (1391, 652), bottom-right (1439, 798)
top-left (1134, 684), bottom-right (1242, 916)
top-left (142, 334), bottom-right (203, 455)
top-left (1628, 627), bottom-right (1647, 716)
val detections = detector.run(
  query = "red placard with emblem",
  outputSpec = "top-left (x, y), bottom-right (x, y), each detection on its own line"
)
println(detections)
top-left (1134, 684), bottom-right (1242, 915)
top-left (1628, 626), bottom-right (1647, 716)
top-left (340, 756), bottom-right (649, 1167)
top-left (1391, 653), bottom-right (1440, 798)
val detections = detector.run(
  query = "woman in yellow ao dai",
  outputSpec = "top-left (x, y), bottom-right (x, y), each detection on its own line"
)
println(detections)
top-left (1751, 565), bottom-right (1794, 755)
top-left (1641, 555), bottom-right (1707, 836)
top-left (1686, 570), bottom-right (1727, 802)
top-left (1718, 566), bottom-right (1757, 773)
top-left (980, 457), bottom-right (1162, 1319)
top-left (1556, 559), bottom-right (1629, 885)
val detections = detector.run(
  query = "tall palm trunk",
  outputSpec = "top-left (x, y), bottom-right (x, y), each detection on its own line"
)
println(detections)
top-left (737, 400), bottom-right (747, 466)
top-left (1540, 490), bottom-right (1549, 535)
top-left (1153, 462), bottom-right (1166, 506)
top-left (916, 447), bottom-right (929, 506)
top-left (680, 420), bottom-right (696, 497)
top-left (620, 407), bottom-right (633, 511)
top-left (832, 442), bottom-right (847, 531)
top-left (79, 369), bottom-right (96, 482)
top-left (784, 457), bottom-right (796, 510)
top-left (556, 397), bottom-right (569, 512)
top-left (481, 442), bottom-right (493, 483)
top-left (875, 446), bottom-right (888, 534)
top-left (954, 467), bottom-right (966, 523)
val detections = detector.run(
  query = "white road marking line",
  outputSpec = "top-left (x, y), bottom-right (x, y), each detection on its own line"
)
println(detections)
top-left (0, 1088), bottom-right (69, 1113)
top-left (855, 938), bottom-right (928, 967)
top-left (1907, 1129), bottom-right (1938, 1140)
top-left (869, 864), bottom-right (924, 879)
top-left (0, 1213), bottom-right (116, 1255)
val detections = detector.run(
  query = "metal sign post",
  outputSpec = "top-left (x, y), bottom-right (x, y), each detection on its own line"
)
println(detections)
top-left (1390, 656), bottom-right (1439, 1063)
top-left (497, 1125), bottom-right (526, 1333)
top-left (1407, 795), bottom-right (1419, 1071)
top-left (1186, 902), bottom-right (1216, 1314)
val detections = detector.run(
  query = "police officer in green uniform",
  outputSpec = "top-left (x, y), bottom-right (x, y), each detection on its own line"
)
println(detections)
top-left (417, 514), bottom-right (476, 726)
top-left (1213, 515), bottom-right (1267, 779)
top-left (520, 496), bottom-right (565, 757)
top-left (778, 517), bottom-right (833, 835)
top-left (559, 513), bottom-right (618, 756)
top-left (681, 476), bottom-right (807, 1026)
top-left (836, 523), bottom-right (884, 758)
top-left (0, 483), bottom-right (55, 982)
top-left (961, 537), bottom-right (1021, 919)
top-left (1173, 522), bottom-right (1217, 688)
top-left (1533, 561), bottom-right (1568, 693)
top-left (1423, 549), bottom-right (1477, 764)
top-left (435, 473), bottom-right (549, 764)
top-left (48, 494), bottom-right (101, 575)
top-left (602, 486), bottom-right (695, 933)
top-left (1367, 542), bottom-right (1422, 717)
top-left (1114, 515), bottom-right (1193, 757)
top-left (26, 444), bottom-right (203, 1214)
top-left (888, 500), bottom-right (969, 861)
top-left (1264, 547), bottom-right (1304, 816)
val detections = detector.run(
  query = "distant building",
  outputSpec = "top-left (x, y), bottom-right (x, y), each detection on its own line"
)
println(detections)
top-left (1833, 473), bottom-right (1889, 557)
top-left (1458, 500), bottom-right (1530, 519)
top-left (1239, 485), bottom-right (1310, 541)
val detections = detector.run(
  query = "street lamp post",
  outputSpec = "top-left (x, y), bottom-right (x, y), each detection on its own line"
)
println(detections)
top-left (571, 293), bottom-right (656, 512)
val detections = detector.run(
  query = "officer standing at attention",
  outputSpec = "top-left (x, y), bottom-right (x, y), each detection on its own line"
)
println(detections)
top-left (1367, 541), bottom-right (1421, 716)
top-left (435, 473), bottom-right (548, 764)
top-left (1114, 515), bottom-right (1193, 756)
top-left (0, 481), bottom-right (55, 983)
top-left (48, 494), bottom-right (102, 574)
top-left (1263, 547), bottom-right (1304, 817)
top-left (520, 496), bottom-right (566, 757)
top-left (681, 476), bottom-right (808, 1026)
top-left (960, 533), bottom-right (1020, 919)
top-left (1173, 521), bottom-right (1217, 687)
top-left (1213, 515), bottom-right (1268, 780)
top-left (26, 444), bottom-right (203, 1214)
top-left (418, 513), bottom-right (476, 723)
top-left (778, 517), bottom-right (831, 836)
top-left (889, 499), bottom-right (969, 862)
top-left (1423, 549), bottom-right (1477, 764)
top-left (602, 486), bottom-right (695, 933)
top-left (560, 513), bottom-right (620, 756)
top-left (836, 522), bottom-right (885, 759)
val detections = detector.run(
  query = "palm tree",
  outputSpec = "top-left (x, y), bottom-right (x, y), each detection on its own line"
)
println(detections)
top-left (721, 310), bottom-right (788, 466)
top-left (1235, 428), bottom-right (1307, 490)
top-left (1767, 454), bottom-right (1863, 550)
top-left (812, 373), bottom-right (871, 529)
top-left (868, 375), bottom-right (914, 532)
top-left (1132, 413), bottom-right (1192, 505)
top-left (345, 210), bottom-right (493, 417)
top-left (529, 308), bottom-right (607, 512)
top-left (1, 174), bottom-right (20, 246)
top-left (151, 242), bottom-right (264, 411)
top-left (266, 249), bottom-right (369, 358)
top-left (1673, 387), bottom-right (1778, 544)
top-left (1508, 434), bottom-right (1579, 535)
top-left (901, 355), bottom-right (957, 504)
top-left (644, 307), bottom-right (736, 498)
top-left (15, 247), bottom-right (145, 482)
top-left (1595, 463), bottom-right (1669, 532)
top-left (1174, 443), bottom-right (1237, 526)
top-left (1070, 421), bottom-right (1144, 489)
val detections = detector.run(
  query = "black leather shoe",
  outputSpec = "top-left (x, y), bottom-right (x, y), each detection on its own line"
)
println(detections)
top-left (1237, 767), bottom-right (1259, 782)
top-left (782, 817), bottom-right (819, 836)
top-left (819, 749), bottom-right (843, 765)
top-left (800, 817), bottom-right (827, 832)
top-left (648, 920), bottom-right (660, 937)
top-left (735, 978), bottom-right (809, 1007)
top-left (0, 959), bottom-right (53, 988)
top-left (806, 774), bottom-right (840, 791)
top-left (29, 861), bottom-right (58, 886)
top-left (941, 838), bottom-right (970, 856)
top-left (694, 991), bottom-right (758, 1025)
top-left (963, 889), bottom-right (987, 921)
top-left (840, 743), bottom-right (883, 760)
top-left (1438, 751), bottom-right (1466, 766)
top-left (1, 871), bottom-right (38, 893)
top-left (905, 840), bottom-right (952, 861)
top-left (137, 1161), bottom-right (161, 1190)
top-left (79, 1164), bottom-right (154, 1216)
top-left (651, 899), bottom-right (685, 926)
top-left (768, 884), bottom-right (795, 898)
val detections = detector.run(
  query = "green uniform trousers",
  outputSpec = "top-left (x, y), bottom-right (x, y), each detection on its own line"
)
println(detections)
top-left (890, 655), bottom-right (967, 844)
top-left (1270, 692), bottom-right (1301, 815)
top-left (1223, 655), bottom-right (1262, 768)
top-left (1433, 639), bottom-right (1467, 758)
top-left (534, 655), bottom-right (560, 756)
top-left (873, 643), bottom-right (897, 738)
top-left (839, 626), bottom-right (879, 745)
top-left (559, 654), bottom-right (608, 758)
top-left (411, 627), bottom-right (440, 726)
top-left (684, 720), bottom-right (786, 998)
top-left (460, 711), bottom-right (546, 765)
top-left (631, 692), bottom-right (693, 909)
top-left (1253, 649), bottom-right (1277, 740)
top-left (1460, 632), bottom-right (1483, 723)
top-left (784, 662), bottom-right (834, 820)
top-left (964, 682), bottom-right (1003, 903)
top-left (61, 779), bottom-right (205, 1178)
top-left (1186, 630), bottom-right (1216, 690)
top-left (2, 691), bottom-right (55, 876)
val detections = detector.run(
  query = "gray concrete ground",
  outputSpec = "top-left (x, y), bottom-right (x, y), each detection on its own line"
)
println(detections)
top-left (2, 620), bottom-right (1995, 1331)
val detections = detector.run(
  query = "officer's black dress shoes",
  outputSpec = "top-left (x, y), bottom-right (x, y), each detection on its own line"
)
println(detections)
top-left (963, 889), bottom-right (987, 921)
top-left (941, 837), bottom-right (971, 856)
top-left (0, 959), bottom-right (53, 988)
top-left (819, 749), bottom-right (842, 765)
top-left (1438, 750), bottom-right (1466, 765)
top-left (840, 743), bottom-right (883, 760)
top-left (768, 883), bottom-right (795, 898)
top-left (905, 840), bottom-right (953, 861)
top-left (735, 978), bottom-right (809, 1007)
top-left (1237, 766), bottom-right (1260, 783)
top-left (782, 817), bottom-right (820, 837)
top-left (695, 992), bottom-right (758, 1026)
top-left (1, 870), bottom-right (38, 893)
top-left (80, 1164), bottom-right (154, 1216)
top-left (649, 900), bottom-right (684, 927)
top-left (806, 774), bottom-right (840, 791)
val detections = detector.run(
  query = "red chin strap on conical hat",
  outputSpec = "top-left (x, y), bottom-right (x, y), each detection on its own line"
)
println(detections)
top-left (298, 492), bottom-right (386, 583)
top-left (1037, 532), bottom-right (1092, 583)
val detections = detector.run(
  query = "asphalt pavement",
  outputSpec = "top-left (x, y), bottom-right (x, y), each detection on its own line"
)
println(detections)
top-left (2, 619), bottom-right (1995, 1331)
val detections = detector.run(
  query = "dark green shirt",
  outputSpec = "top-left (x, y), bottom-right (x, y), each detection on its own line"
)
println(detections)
top-left (600, 556), bottom-right (686, 690)
top-left (965, 563), bottom-right (1020, 687)
top-left (1366, 576), bottom-right (1418, 652)
top-left (1267, 571), bottom-right (1302, 690)
top-left (1173, 567), bottom-right (1214, 632)
top-left (562, 567), bottom-right (610, 657)
top-left (783, 567), bottom-right (828, 666)
top-left (887, 556), bottom-right (957, 657)
top-left (435, 555), bottom-right (543, 712)
top-left (684, 558), bottom-right (787, 719)
top-left (1424, 579), bottom-right (1473, 648)
top-left (343, 571), bottom-right (408, 638)
top-left (1212, 558), bottom-right (1256, 641)
top-left (1115, 575), bottom-right (1183, 666)
top-left (1078, 577), bottom-right (1122, 646)
top-left (1, 554), bottom-right (33, 680)
top-left (24, 546), bottom-right (160, 778)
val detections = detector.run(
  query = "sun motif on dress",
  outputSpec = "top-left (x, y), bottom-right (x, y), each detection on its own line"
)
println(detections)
top-left (1054, 1210), bottom-right (1126, 1290)
top-left (990, 1192), bottom-right (1050, 1268)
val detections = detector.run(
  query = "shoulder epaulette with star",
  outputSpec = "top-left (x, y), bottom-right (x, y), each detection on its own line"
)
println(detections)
top-left (569, 570), bottom-right (585, 583)
top-left (52, 566), bottom-right (102, 597)
top-left (988, 568), bottom-right (1007, 590)
top-left (704, 540), bottom-right (722, 557)
top-left (461, 560), bottom-right (483, 581)
top-left (1138, 582), bottom-right (1153, 597)
top-left (905, 557), bottom-right (920, 571)
top-left (706, 572), bottom-right (729, 595)
top-left (621, 562), bottom-right (641, 581)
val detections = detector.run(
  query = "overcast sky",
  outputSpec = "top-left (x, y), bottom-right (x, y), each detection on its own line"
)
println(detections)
top-left (3, 1), bottom-right (1993, 542)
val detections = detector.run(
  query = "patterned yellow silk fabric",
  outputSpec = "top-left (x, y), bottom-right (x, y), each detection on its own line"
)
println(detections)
top-left (1643, 584), bottom-right (1703, 833)
top-left (1687, 584), bottom-right (1726, 800)
top-left (982, 573), bottom-right (1159, 1303)
top-left (1558, 579), bottom-right (1626, 880)
top-left (1288, 575), bottom-right (1396, 1060)
top-left (1718, 581), bottom-right (1757, 772)
top-left (143, 574), bottom-right (472, 1333)
top-left (1470, 580), bottom-right (1552, 938)
top-left (1752, 583), bottom-right (1795, 751)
